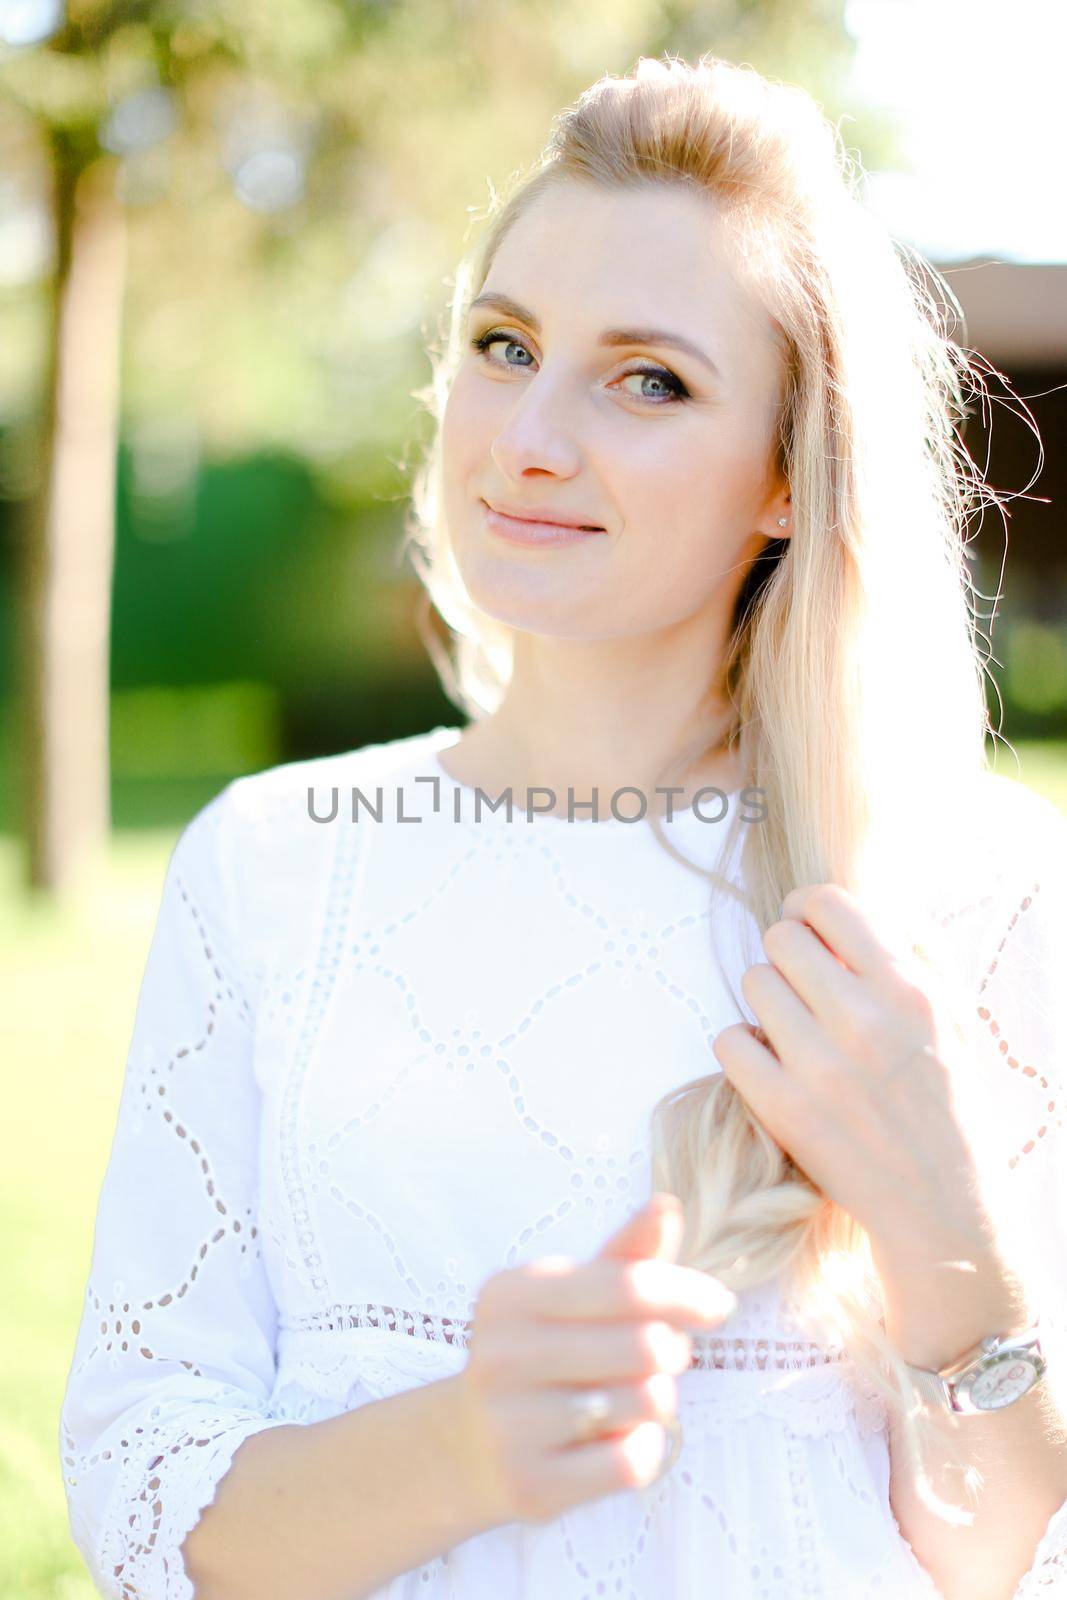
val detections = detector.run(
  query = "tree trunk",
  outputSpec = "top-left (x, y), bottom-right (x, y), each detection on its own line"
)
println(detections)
top-left (18, 143), bottom-right (126, 898)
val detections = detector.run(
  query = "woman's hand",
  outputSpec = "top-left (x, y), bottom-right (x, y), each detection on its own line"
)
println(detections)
top-left (455, 1191), bottom-right (736, 1527)
top-left (712, 881), bottom-right (995, 1265)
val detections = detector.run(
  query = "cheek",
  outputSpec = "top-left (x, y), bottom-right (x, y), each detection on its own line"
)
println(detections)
top-left (440, 376), bottom-right (471, 465)
top-left (617, 430), bottom-right (762, 547)
top-left (442, 366), bottom-right (500, 450)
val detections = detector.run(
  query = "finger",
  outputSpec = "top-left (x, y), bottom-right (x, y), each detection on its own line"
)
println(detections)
top-left (761, 917), bottom-right (859, 1022)
top-left (490, 1318), bottom-right (695, 1387)
top-left (502, 1372), bottom-right (678, 1453)
top-left (542, 1418), bottom-right (678, 1503)
top-left (711, 1020), bottom-right (804, 1146)
top-left (597, 1190), bottom-right (685, 1264)
top-left (739, 960), bottom-right (825, 1068)
top-left (780, 882), bottom-right (899, 977)
top-left (549, 1372), bottom-right (679, 1450)
top-left (512, 1255), bottom-right (736, 1329)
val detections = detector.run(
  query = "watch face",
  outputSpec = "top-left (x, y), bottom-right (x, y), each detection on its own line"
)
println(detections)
top-left (965, 1353), bottom-right (1041, 1410)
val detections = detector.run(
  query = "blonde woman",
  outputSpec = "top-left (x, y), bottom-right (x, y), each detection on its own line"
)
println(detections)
top-left (60, 53), bottom-right (1067, 1600)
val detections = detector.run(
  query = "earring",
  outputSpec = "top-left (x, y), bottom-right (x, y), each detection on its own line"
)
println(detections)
top-left (776, 516), bottom-right (789, 527)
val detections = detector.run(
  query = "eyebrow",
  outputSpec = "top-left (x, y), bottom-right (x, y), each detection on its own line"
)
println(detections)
top-left (468, 291), bottom-right (723, 381)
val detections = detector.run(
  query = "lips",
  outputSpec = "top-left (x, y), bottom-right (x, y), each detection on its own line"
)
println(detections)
top-left (483, 499), bottom-right (604, 531)
top-left (481, 502), bottom-right (606, 549)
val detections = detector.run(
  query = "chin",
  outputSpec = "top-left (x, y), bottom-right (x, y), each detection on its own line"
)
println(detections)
top-left (451, 555), bottom-right (600, 636)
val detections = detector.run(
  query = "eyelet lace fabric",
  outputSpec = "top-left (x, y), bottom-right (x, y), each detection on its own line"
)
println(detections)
top-left (268, 1302), bottom-right (892, 1439)
top-left (59, 730), bottom-right (1067, 1599)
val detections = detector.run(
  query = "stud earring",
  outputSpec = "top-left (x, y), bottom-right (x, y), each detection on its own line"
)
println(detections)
top-left (776, 516), bottom-right (789, 527)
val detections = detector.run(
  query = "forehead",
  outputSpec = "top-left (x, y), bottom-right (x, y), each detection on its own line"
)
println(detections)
top-left (481, 179), bottom-right (777, 373)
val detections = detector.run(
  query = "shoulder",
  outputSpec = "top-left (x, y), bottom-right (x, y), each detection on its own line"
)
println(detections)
top-left (967, 771), bottom-right (1067, 944)
top-left (972, 769), bottom-right (1067, 976)
top-left (970, 768), bottom-right (1067, 845)
top-left (217, 726), bottom-right (453, 834)
top-left (924, 770), bottom-right (1066, 927)
top-left (173, 725), bottom-right (457, 966)
top-left (904, 772), bottom-right (1065, 1044)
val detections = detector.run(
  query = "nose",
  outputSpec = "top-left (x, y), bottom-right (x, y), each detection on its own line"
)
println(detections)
top-left (489, 370), bottom-right (584, 482)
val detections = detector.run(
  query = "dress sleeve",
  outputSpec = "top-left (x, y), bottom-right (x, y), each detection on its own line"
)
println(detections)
top-left (58, 782), bottom-right (294, 1600)
top-left (954, 784), bottom-right (1067, 1597)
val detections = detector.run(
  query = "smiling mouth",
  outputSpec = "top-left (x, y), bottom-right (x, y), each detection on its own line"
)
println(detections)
top-left (483, 500), bottom-right (604, 532)
top-left (480, 503), bottom-right (608, 549)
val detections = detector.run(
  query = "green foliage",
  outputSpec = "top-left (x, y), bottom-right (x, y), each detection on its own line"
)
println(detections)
top-left (1005, 621), bottom-right (1067, 716)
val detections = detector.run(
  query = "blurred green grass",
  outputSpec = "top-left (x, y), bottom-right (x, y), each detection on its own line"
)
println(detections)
top-left (2, 742), bottom-right (1065, 1599)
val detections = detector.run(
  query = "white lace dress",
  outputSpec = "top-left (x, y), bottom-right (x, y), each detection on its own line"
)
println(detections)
top-left (59, 726), bottom-right (1067, 1599)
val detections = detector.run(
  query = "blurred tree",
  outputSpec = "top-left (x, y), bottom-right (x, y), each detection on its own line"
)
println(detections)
top-left (2, 0), bottom-right (375, 896)
top-left (18, 139), bottom-right (125, 900)
top-left (2, 4), bottom-right (132, 898)
top-left (0, 0), bottom-right (864, 901)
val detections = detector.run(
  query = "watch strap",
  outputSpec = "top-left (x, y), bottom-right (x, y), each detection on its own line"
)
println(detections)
top-left (902, 1320), bottom-right (1043, 1413)
top-left (905, 1361), bottom-right (953, 1410)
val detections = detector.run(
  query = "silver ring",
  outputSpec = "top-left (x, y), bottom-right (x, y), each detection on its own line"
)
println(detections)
top-left (569, 1388), bottom-right (612, 1443)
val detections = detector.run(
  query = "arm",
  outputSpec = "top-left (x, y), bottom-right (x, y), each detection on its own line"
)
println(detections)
top-left (59, 777), bottom-right (511, 1600)
top-left (181, 1371), bottom-right (506, 1600)
top-left (875, 1237), bottom-right (1067, 1600)
top-left (877, 788), bottom-right (1067, 1600)
top-left (58, 785), bottom-right (296, 1598)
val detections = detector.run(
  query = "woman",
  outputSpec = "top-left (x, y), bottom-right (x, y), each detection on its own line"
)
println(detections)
top-left (60, 53), bottom-right (1067, 1600)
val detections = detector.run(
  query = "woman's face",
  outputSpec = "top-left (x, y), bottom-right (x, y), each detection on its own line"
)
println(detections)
top-left (440, 178), bottom-right (789, 640)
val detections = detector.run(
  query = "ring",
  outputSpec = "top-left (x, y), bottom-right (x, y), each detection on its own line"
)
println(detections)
top-left (569, 1388), bottom-right (612, 1443)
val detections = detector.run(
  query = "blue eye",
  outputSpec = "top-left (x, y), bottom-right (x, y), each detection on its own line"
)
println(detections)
top-left (471, 332), bottom-right (535, 368)
top-left (469, 330), bottom-right (691, 406)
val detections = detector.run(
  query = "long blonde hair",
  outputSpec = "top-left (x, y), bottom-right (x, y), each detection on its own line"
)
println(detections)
top-left (403, 53), bottom-right (1009, 1513)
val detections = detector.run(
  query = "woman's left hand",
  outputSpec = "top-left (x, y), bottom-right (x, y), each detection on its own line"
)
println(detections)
top-left (711, 881), bottom-right (995, 1264)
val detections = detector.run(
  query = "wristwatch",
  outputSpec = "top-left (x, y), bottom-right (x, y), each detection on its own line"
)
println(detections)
top-left (903, 1320), bottom-right (1046, 1414)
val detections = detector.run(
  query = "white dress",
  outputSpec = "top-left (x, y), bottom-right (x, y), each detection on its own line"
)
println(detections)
top-left (59, 725), bottom-right (1067, 1599)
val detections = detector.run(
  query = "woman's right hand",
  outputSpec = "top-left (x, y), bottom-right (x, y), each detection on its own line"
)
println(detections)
top-left (454, 1191), bottom-right (738, 1526)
